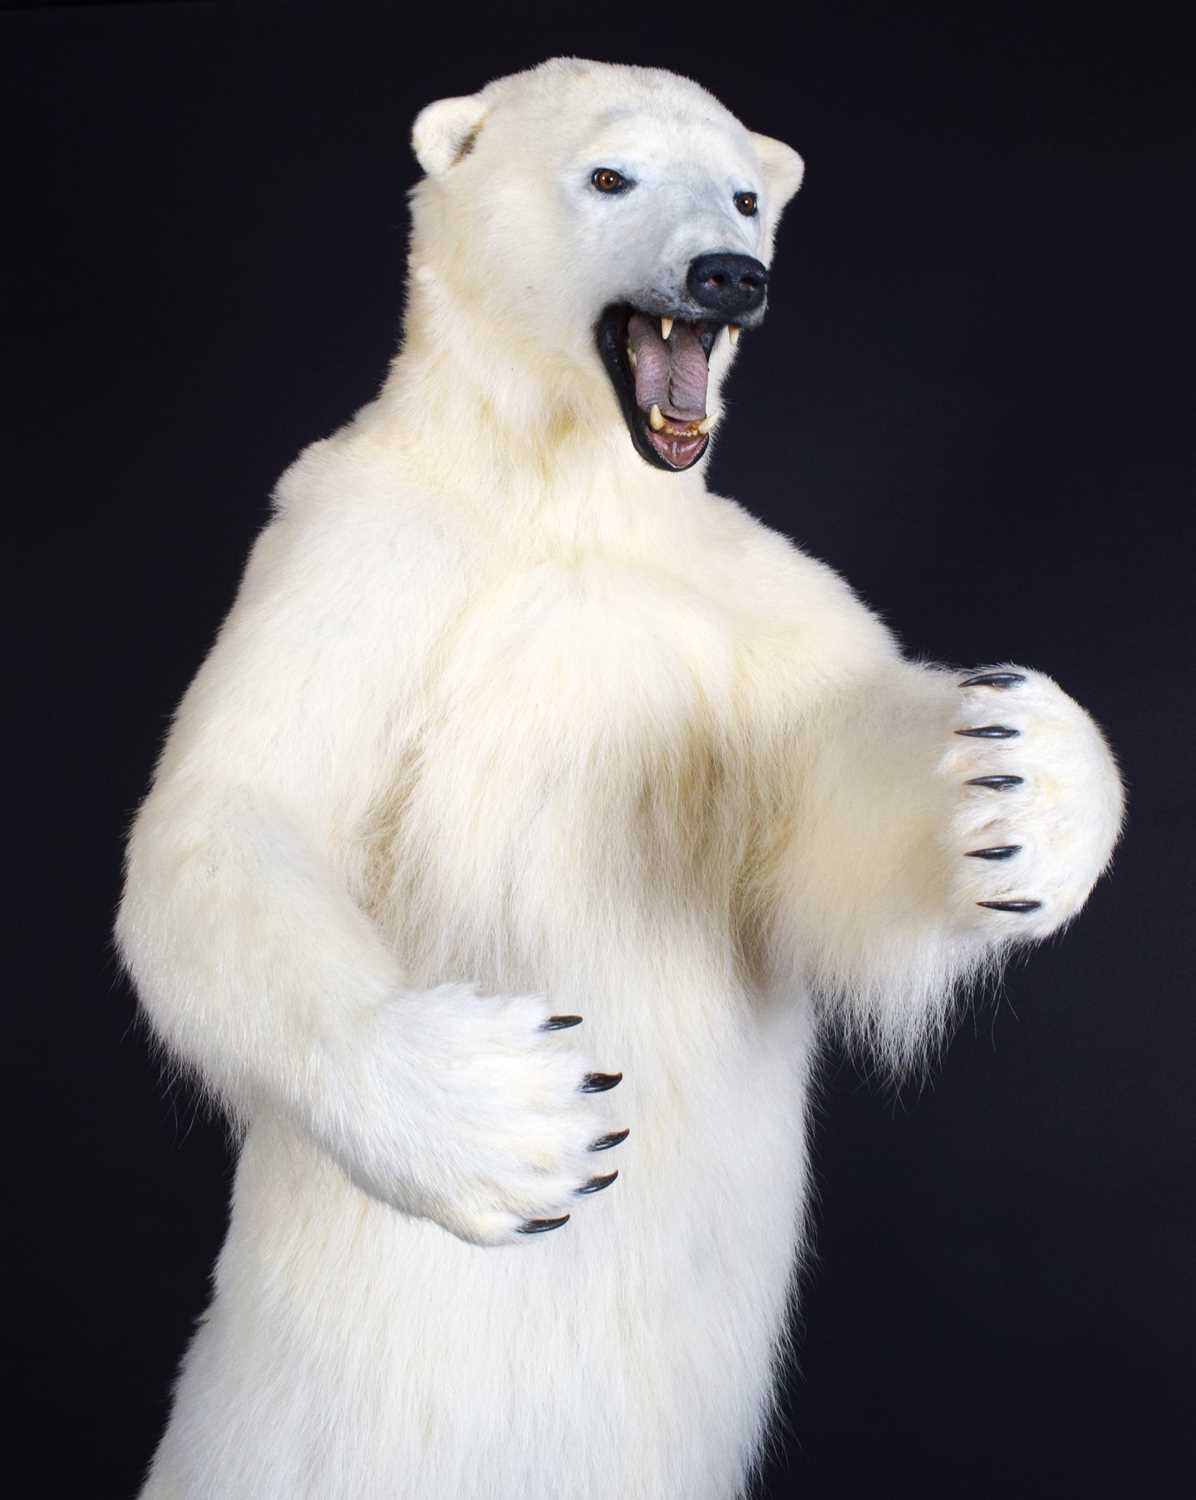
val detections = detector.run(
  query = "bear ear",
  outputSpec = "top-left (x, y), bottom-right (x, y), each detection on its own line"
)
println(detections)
top-left (750, 132), bottom-right (805, 211)
top-left (411, 94), bottom-right (488, 178)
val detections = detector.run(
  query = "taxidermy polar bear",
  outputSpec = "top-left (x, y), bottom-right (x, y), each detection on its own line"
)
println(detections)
top-left (116, 57), bottom-right (1123, 1500)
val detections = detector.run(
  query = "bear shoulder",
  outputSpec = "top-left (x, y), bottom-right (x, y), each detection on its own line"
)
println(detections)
top-left (685, 489), bottom-right (900, 677)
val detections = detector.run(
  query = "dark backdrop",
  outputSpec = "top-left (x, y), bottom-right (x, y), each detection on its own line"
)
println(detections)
top-left (6, 2), bottom-right (1193, 1495)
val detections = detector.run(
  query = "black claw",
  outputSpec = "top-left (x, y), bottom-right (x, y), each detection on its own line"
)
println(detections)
top-left (956, 725), bottom-right (1020, 739)
top-left (589, 1128), bottom-right (630, 1152)
top-left (966, 774), bottom-right (1025, 790)
top-left (517, 1214), bottom-right (571, 1235)
top-left (966, 844), bottom-right (1022, 860)
top-left (977, 899), bottom-right (1043, 913)
top-left (579, 1071), bottom-right (623, 1094)
top-left (577, 1170), bottom-right (619, 1196)
top-left (541, 1015), bottom-right (583, 1031)
top-left (960, 671), bottom-right (1026, 689)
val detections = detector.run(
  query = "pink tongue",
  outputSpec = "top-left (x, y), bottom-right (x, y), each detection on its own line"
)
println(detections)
top-left (626, 314), bottom-right (709, 420)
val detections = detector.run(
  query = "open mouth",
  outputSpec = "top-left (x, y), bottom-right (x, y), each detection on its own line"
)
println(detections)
top-left (596, 305), bottom-right (738, 472)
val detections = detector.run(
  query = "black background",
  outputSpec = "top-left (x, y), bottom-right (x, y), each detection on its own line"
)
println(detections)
top-left (6, 1), bottom-right (1194, 1495)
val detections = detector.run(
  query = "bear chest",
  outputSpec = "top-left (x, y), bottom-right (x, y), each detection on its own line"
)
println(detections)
top-left (377, 562), bottom-right (776, 931)
top-left (427, 560), bottom-right (745, 776)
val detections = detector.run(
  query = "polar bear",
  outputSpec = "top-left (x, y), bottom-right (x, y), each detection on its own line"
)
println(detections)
top-left (115, 57), bottom-right (1123, 1500)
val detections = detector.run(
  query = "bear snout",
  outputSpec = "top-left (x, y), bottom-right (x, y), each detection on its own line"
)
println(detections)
top-left (686, 253), bottom-right (768, 318)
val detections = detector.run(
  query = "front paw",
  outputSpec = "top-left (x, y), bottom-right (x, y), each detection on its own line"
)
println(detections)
top-left (328, 985), bottom-right (628, 1247)
top-left (940, 667), bottom-right (1123, 940)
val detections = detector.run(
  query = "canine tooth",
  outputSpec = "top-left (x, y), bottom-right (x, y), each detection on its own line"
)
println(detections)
top-left (627, 345), bottom-right (637, 368)
top-left (660, 317), bottom-right (673, 340)
top-left (649, 404), bottom-right (665, 431)
top-left (697, 416), bottom-right (714, 434)
top-left (728, 324), bottom-right (740, 346)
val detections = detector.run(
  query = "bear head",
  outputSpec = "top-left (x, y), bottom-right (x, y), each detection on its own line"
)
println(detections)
top-left (405, 58), bottom-right (804, 475)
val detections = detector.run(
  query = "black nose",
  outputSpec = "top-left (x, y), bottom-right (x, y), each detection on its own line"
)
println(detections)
top-left (686, 254), bottom-right (768, 317)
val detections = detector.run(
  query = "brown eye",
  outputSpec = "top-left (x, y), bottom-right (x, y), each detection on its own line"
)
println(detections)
top-left (734, 191), bottom-right (758, 217)
top-left (592, 168), bottom-right (629, 194)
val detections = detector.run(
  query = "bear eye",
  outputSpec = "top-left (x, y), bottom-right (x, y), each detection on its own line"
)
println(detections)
top-left (734, 191), bottom-right (758, 217)
top-left (591, 167), bottom-right (630, 194)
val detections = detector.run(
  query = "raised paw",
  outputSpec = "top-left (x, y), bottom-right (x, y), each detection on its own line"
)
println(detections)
top-left (939, 665), bottom-right (1123, 940)
top-left (338, 985), bottom-right (629, 1249)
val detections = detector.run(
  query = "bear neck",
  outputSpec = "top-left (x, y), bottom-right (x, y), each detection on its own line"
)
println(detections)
top-left (372, 279), bottom-right (711, 522)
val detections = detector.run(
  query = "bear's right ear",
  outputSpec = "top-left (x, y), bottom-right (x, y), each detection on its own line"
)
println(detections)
top-left (411, 94), bottom-right (488, 177)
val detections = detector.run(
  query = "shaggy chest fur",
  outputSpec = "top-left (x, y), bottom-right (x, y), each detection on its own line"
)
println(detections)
top-left (362, 551), bottom-right (797, 996)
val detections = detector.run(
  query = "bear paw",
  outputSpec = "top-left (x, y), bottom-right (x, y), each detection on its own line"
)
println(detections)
top-left (325, 984), bottom-right (627, 1247)
top-left (939, 667), bottom-right (1123, 942)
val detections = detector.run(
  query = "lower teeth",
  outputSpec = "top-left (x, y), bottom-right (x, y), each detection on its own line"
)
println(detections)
top-left (648, 404), bottom-right (712, 438)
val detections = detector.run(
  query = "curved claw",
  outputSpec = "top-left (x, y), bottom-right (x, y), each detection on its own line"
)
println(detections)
top-left (977, 899), bottom-right (1042, 913)
top-left (966, 844), bottom-right (1022, 860)
top-left (589, 1128), bottom-right (630, 1152)
top-left (517, 1215), bottom-right (571, 1235)
top-left (577, 1170), bottom-right (619, 1196)
top-left (960, 671), bottom-right (1026, 689)
top-left (541, 1015), bottom-right (583, 1031)
top-left (956, 725), bottom-right (1020, 739)
top-left (579, 1071), bottom-right (623, 1094)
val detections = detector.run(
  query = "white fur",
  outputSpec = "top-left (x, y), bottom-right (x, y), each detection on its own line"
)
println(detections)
top-left (115, 59), bottom-right (1123, 1500)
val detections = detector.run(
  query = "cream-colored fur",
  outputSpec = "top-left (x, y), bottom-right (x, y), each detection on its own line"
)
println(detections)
top-left (115, 58), bottom-right (1123, 1500)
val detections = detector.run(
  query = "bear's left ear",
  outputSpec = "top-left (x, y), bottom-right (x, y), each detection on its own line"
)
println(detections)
top-left (750, 133), bottom-right (805, 211)
top-left (411, 94), bottom-right (488, 177)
